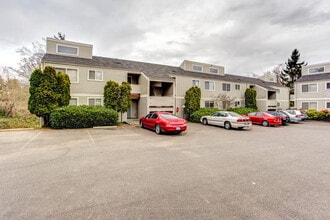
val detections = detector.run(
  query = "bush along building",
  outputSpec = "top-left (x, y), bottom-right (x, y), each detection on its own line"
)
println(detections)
top-left (41, 38), bottom-right (290, 121)
top-left (295, 62), bottom-right (330, 111)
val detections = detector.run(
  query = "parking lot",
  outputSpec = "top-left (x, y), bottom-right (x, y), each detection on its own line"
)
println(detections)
top-left (0, 121), bottom-right (329, 219)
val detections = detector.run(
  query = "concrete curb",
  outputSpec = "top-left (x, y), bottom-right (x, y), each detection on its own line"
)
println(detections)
top-left (92, 126), bottom-right (117, 130)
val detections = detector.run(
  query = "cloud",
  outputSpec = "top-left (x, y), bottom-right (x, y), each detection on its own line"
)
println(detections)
top-left (1, 0), bottom-right (330, 76)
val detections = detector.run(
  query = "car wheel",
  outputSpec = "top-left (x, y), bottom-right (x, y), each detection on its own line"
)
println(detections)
top-left (202, 118), bottom-right (208, 125)
top-left (262, 120), bottom-right (269, 127)
top-left (155, 124), bottom-right (162, 134)
top-left (139, 120), bottom-right (144, 128)
top-left (224, 121), bottom-right (231, 130)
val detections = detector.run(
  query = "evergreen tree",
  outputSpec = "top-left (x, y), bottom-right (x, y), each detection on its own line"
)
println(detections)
top-left (118, 82), bottom-right (132, 122)
top-left (28, 66), bottom-right (70, 126)
top-left (104, 80), bottom-right (120, 111)
top-left (184, 86), bottom-right (201, 121)
top-left (104, 81), bottom-right (132, 122)
top-left (245, 88), bottom-right (257, 109)
top-left (280, 49), bottom-right (307, 92)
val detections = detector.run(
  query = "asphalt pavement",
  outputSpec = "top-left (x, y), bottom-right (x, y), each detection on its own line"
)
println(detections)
top-left (0, 121), bottom-right (329, 219)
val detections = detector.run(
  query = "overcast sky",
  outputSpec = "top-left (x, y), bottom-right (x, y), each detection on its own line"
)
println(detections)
top-left (1, 0), bottom-right (330, 76)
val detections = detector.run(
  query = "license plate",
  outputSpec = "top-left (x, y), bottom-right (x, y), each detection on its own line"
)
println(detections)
top-left (176, 126), bottom-right (181, 130)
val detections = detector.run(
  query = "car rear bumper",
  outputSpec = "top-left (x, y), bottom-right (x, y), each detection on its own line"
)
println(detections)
top-left (231, 122), bottom-right (252, 129)
top-left (162, 124), bottom-right (187, 132)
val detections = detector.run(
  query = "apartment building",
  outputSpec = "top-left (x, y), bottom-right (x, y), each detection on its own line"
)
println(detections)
top-left (41, 38), bottom-right (289, 121)
top-left (295, 62), bottom-right (330, 110)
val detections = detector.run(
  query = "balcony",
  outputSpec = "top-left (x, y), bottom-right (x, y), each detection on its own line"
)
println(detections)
top-left (130, 84), bottom-right (141, 94)
top-left (149, 96), bottom-right (174, 107)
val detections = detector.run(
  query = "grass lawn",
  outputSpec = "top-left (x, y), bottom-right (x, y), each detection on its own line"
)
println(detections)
top-left (0, 110), bottom-right (40, 129)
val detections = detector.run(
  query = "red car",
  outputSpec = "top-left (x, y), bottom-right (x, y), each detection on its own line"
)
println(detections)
top-left (247, 112), bottom-right (282, 127)
top-left (139, 112), bottom-right (187, 134)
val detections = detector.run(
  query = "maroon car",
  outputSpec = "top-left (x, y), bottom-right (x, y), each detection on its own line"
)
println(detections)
top-left (247, 112), bottom-right (282, 127)
top-left (140, 112), bottom-right (187, 134)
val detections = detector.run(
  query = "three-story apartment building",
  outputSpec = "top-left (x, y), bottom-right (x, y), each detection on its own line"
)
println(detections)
top-left (295, 62), bottom-right (330, 110)
top-left (41, 38), bottom-right (289, 121)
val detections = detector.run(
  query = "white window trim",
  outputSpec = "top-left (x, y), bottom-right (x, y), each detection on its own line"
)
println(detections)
top-left (222, 83), bottom-right (231, 92)
top-left (301, 101), bottom-right (318, 110)
top-left (308, 66), bottom-right (325, 74)
top-left (69, 97), bottom-right (79, 106)
top-left (325, 82), bottom-right (330, 90)
top-left (326, 101), bottom-right (330, 109)
top-left (55, 67), bottom-right (79, 83)
top-left (192, 65), bottom-right (203, 72)
top-left (88, 69), bottom-right (103, 81)
top-left (87, 97), bottom-right (103, 106)
top-left (209, 67), bottom-right (219, 74)
top-left (301, 83), bottom-right (318, 93)
top-left (204, 81), bottom-right (215, 91)
top-left (235, 84), bottom-right (240, 90)
top-left (56, 44), bottom-right (79, 56)
top-left (192, 79), bottom-right (200, 87)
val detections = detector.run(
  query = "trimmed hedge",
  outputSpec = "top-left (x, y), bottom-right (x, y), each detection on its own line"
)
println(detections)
top-left (190, 108), bottom-right (219, 122)
top-left (50, 105), bottom-right (118, 129)
top-left (306, 109), bottom-right (330, 121)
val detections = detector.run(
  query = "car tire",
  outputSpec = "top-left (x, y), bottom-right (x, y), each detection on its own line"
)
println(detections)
top-left (202, 118), bottom-right (208, 125)
top-left (139, 120), bottom-right (144, 128)
top-left (262, 120), bottom-right (269, 127)
top-left (224, 121), bottom-right (231, 130)
top-left (155, 124), bottom-right (162, 134)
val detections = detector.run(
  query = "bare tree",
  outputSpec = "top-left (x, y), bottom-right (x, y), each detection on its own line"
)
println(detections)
top-left (213, 94), bottom-right (235, 110)
top-left (9, 40), bottom-right (45, 84)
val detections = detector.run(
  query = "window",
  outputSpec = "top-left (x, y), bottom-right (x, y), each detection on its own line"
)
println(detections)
top-left (205, 101), bottom-right (214, 108)
top-left (193, 65), bottom-right (203, 72)
top-left (209, 68), bottom-right (219, 74)
top-left (301, 102), bottom-right (317, 110)
top-left (326, 82), bottom-right (330, 90)
top-left (301, 83), bottom-right (317, 93)
top-left (326, 102), bottom-right (330, 109)
top-left (69, 98), bottom-right (78, 106)
top-left (57, 45), bottom-right (78, 55)
top-left (234, 101), bottom-right (240, 107)
top-left (192, 80), bottom-right (199, 87)
top-left (88, 98), bottom-right (102, 106)
top-left (67, 69), bottom-right (78, 83)
top-left (88, 70), bottom-right (103, 81)
top-left (309, 66), bottom-right (325, 74)
top-left (222, 83), bottom-right (231, 91)
top-left (235, 84), bottom-right (240, 90)
top-left (205, 81), bottom-right (215, 91)
top-left (55, 67), bottom-right (79, 83)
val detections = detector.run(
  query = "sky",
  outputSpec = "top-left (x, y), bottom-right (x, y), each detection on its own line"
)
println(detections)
top-left (1, 0), bottom-right (330, 76)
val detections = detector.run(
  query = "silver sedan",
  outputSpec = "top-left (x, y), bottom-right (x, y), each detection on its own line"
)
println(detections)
top-left (200, 111), bottom-right (252, 130)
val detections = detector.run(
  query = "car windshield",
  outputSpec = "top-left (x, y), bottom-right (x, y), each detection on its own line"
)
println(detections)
top-left (160, 114), bottom-right (179, 120)
top-left (228, 112), bottom-right (242, 117)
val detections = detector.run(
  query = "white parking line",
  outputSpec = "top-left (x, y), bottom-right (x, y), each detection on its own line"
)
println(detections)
top-left (87, 130), bottom-right (96, 145)
top-left (20, 131), bottom-right (42, 150)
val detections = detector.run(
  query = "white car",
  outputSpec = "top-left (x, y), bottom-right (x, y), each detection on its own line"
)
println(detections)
top-left (200, 111), bottom-right (252, 130)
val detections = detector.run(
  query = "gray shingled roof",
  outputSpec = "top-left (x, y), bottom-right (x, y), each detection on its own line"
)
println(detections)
top-left (42, 53), bottom-right (284, 90)
top-left (297, 73), bottom-right (330, 82)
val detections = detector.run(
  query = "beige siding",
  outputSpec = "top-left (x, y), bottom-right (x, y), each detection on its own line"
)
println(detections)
top-left (296, 79), bottom-right (330, 110)
top-left (302, 62), bottom-right (330, 76)
top-left (46, 38), bottom-right (93, 59)
top-left (180, 60), bottom-right (225, 76)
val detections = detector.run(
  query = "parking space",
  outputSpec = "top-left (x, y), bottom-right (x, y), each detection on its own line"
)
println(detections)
top-left (0, 121), bottom-right (329, 219)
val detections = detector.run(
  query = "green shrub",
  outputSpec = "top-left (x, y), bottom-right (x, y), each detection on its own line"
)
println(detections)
top-left (227, 107), bottom-right (258, 116)
top-left (190, 108), bottom-right (219, 122)
top-left (306, 109), bottom-right (330, 120)
top-left (50, 105), bottom-right (118, 129)
top-left (306, 109), bottom-right (320, 120)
